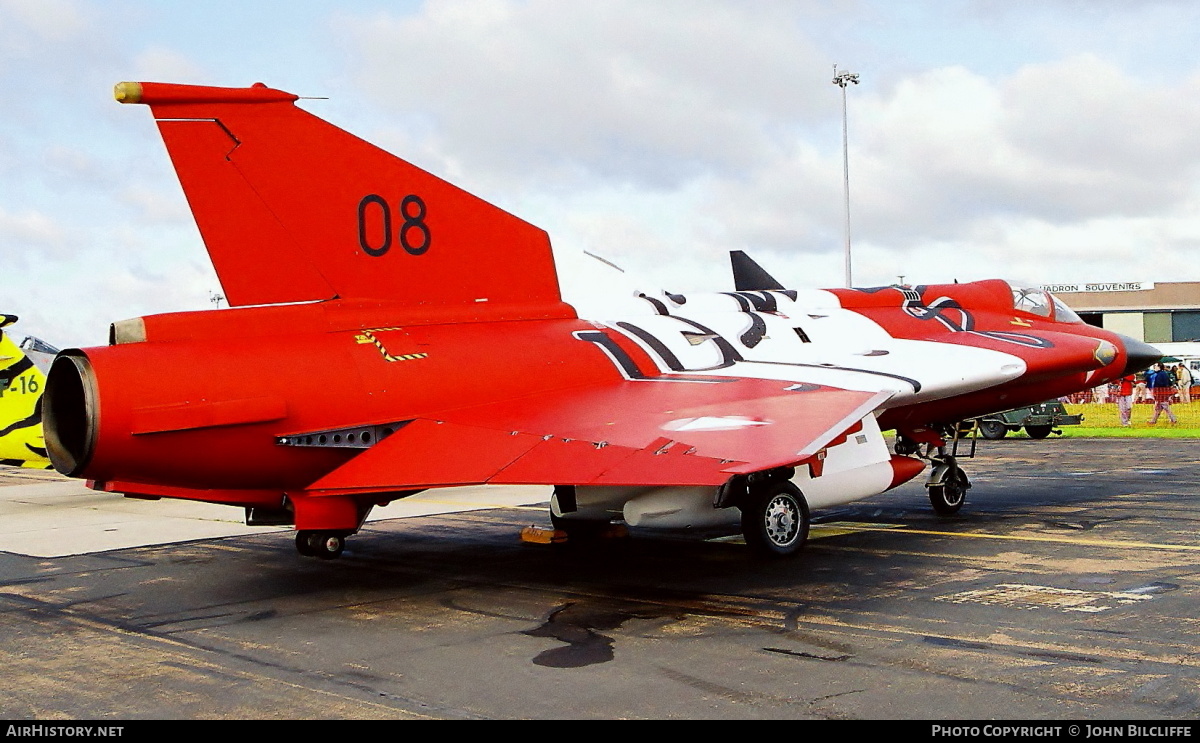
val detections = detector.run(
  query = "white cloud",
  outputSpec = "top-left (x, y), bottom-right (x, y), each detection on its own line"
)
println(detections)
top-left (1001, 54), bottom-right (1200, 201)
top-left (118, 185), bottom-right (193, 224)
top-left (0, 207), bottom-right (68, 259)
top-left (784, 57), bottom-right (1200, 284)
top-left (0, 0), bottom-right (90, 48)
top-left (8, 257), bottom-right (218, 349)
top-left (42, 145), bottom-right (109, 187)
top-left (0, 0), bottom-right (109, 90)
top-left (336, 0), bottom-right (830, 190)
top-left (131, 46), bottom-right (209, 84)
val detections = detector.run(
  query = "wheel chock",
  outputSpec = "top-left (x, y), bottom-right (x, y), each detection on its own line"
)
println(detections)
top-left (520, 526), bottom-right (569, 545)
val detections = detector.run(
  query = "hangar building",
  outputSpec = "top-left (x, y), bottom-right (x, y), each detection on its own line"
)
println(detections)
top-left (1041, 281), bottom-right (1200, 344)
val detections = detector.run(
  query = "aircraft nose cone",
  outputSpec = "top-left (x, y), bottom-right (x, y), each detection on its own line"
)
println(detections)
top-left (1116, 334), bottom-right (1162, 375)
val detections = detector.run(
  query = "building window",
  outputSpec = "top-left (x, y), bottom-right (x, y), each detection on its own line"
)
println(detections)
top-left (1172, 311), bottom-right (1200, 342)
top-left (1144, 313), bottom-right (1172, 343)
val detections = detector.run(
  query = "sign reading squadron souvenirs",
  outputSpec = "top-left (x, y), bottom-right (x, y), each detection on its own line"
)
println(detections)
top-left (1041, 282), bottom-right (1154, 294)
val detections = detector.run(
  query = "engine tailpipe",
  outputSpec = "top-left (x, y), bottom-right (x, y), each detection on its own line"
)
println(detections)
top-left (43, 351), bottom-right (99, 477)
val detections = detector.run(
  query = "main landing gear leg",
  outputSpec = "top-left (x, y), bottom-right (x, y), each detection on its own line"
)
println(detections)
top-left (543, 485), bottom-right (626, 545)
top-left (926, 449), bottom-right (970, 516)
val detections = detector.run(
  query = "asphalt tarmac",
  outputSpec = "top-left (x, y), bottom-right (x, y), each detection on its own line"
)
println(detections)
top-left (1, 438), bottom-right (1198, 720)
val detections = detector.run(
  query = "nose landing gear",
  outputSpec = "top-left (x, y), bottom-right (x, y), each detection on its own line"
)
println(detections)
top-left (927, 455), bottom-right (970, 516)
top-left (896, 430), bottom-right (973, 517)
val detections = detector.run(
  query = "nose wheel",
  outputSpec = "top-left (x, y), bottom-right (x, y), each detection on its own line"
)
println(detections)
top-left (928, 463), bottom-right (969, 516)
top-left (295, 530), bottom-right (346, 559)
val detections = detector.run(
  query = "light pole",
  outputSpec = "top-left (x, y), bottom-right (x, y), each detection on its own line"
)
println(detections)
top-left (832, 64), bottom-right (859, 288)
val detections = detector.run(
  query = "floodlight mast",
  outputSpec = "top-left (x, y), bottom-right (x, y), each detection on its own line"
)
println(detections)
top-left (833, 64), bottom-right (859, 289)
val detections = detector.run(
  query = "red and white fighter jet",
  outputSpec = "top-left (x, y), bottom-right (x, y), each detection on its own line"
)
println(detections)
top-left (43, 82), bottom-right (1160, 559)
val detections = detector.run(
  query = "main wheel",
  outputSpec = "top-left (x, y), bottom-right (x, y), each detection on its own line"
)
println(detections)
top-left (929, 467), bottom-right (969, 516)
top-left (1025, 424), bottom-right (1053, 439)
top-left (740, 481), bottom-right (809, 558)
top-left (295, 531), bottom-right (316, 557)
top-left (978, 419), bottom-right (1008, 440)
top-left (301, 531), bottom-right (345, 560)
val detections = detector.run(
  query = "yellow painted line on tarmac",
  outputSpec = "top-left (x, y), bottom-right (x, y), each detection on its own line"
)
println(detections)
top-left (715, 522), bottom-right (906, 545)
top-left (812, 521), bottom-right (906, 538)
top-left (829, 522), bottom-right (1200, 552)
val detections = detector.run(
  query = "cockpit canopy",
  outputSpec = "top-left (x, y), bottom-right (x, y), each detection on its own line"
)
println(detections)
top-left (1007, 283), bottom-right (1083, 324)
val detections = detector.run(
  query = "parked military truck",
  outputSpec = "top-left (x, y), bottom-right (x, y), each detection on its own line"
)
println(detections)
top-left (974, 400), bottom-right (1083, 440)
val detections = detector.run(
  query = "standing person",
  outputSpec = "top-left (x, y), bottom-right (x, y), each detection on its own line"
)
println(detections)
top-left (1147, 363), bottom-right (1178, 425)
top-left (1176, 363), bottom-right (1192, 404)
top-left (1114, 374), bottom-right (1135, 427)
top-left (1134, 375), bottom-right (1151, 404)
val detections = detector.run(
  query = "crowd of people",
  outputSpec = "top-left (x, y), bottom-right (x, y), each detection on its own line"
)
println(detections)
top-left (1067, 362), bottom-right (1194, 426)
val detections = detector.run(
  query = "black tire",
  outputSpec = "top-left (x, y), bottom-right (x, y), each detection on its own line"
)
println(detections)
top-left (295, 531), bottom-right (316, 557)
top-left (929, 467), bottom-right (969, 516)
top-left (740, 481), bottom-right (809, 558)
top-left (978, 419), bottom-right (1008, 440)
top-left (306, 531), bottom-right (345, 560)
top-left (1025, 424), bottom-right (1053, 440)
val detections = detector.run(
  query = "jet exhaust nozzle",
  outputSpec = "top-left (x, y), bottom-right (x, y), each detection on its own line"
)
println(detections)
top-left (43, 351), bottom-right (99, 477)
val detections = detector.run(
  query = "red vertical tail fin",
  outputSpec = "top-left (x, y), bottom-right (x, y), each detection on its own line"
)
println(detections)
top-left (119, 82), bottom-right (567, 315)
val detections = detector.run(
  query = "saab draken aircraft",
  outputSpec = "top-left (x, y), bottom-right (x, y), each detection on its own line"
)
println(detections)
top-left (42, 82), bottom-right (1161, 559)
top-left (0, 315), bottom-right (54, 469)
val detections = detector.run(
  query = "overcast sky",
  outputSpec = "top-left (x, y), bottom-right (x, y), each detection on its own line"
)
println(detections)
top-left (3, 0), bottom-right (1200, 347)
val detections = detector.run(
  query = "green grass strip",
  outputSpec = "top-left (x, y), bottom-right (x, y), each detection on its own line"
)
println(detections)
top-left (1055, 426), bottom-right (1200, 438)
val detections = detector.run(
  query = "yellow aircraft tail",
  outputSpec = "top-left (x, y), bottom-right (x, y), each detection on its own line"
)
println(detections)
top-left (0, 315), bottom-right (51, 469)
